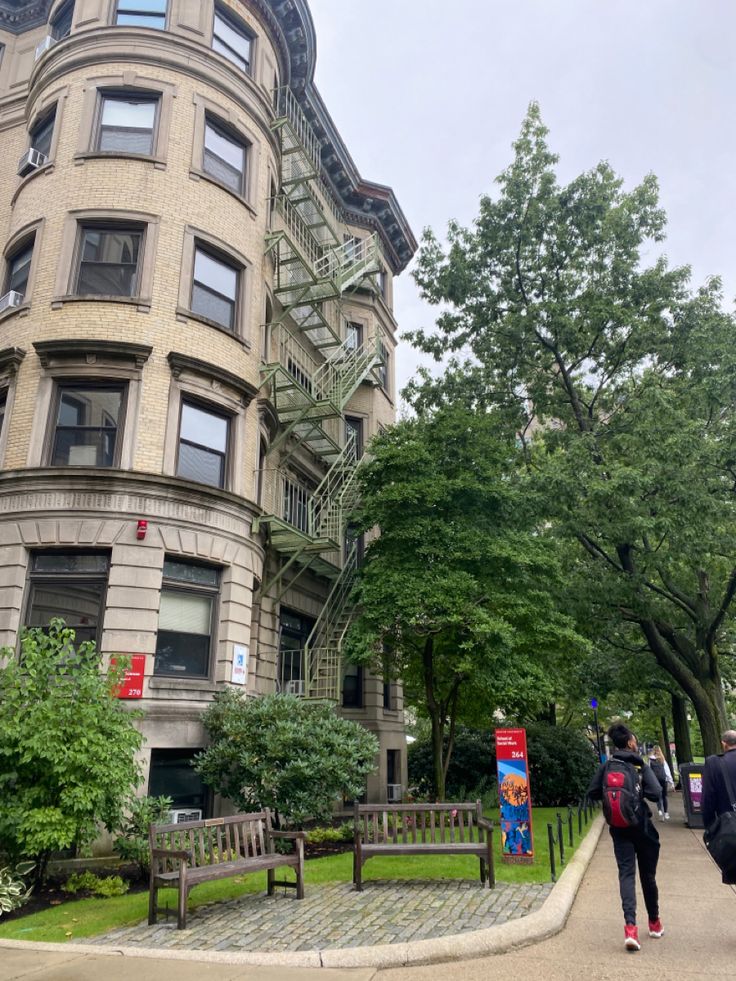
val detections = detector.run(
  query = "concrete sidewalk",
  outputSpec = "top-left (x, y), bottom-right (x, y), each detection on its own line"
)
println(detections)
top-left (381, 794), bottom-right (736, 980)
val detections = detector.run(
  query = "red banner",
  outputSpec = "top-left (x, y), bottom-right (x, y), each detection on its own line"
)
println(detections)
top-left (113, 654), bottom-right (146, 699)
top-left (496, 727), bottom-right (534, 864)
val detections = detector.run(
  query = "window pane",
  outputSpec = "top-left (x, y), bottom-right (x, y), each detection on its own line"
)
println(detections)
top-left (155, 630), bottom-right (210, 676)
top-left (77, 228), bottom-right (141, 296)
top-left (191, 284), bottom-right (234, 328)
top-left (159, 590), bottom-right (211, 633)
top-left (52, 1), bottom-right (74, 39)
top-left (32, 553), bottom-right (109, 574)
top-left (99, 97), bottom-right (156, 154)
top-left (204, 121), bottom-right (245, 193)
top-left (163, 559), bottom-right (218, 587)
top-left (51, 386), bottom-right (123, 467)
top-left (193, 249), bottom-right (237, 300)
top-left (177, 441), bottom-right (224, 486)
top-left (0, 396), bottom-right (5, 438)
top-left (7, 243), bottom-right (33, 297)
top-left (149, 750), bottom-right (207, 810)
top-left (31, 109), bottom-right (56, 158)
top-left (116, 0), bottom-right (166, 26)
top-left (213, 12), bottom-right (251, 71)
top-left (180, 402), bottom-right (227, 452)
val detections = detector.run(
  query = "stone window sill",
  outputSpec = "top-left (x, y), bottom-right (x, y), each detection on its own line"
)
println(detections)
top-left (74, 151), bottom-right (166, 171)
top-left (52, 294), bottom-right (151, 313)
top-left (175, 306), bottom-right (250, 348)
top-left (189, 169), bottom-right (257, 218)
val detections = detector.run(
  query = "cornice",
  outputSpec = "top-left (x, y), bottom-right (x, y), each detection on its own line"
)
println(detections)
top-left (0, 0), bottom-right (51, 33)
top-left (0, 346), bottom-right (26, 374)
top-left (167, 351), bottom-right (260, 405)
top-left (33, 338), bottom-right (152, 368)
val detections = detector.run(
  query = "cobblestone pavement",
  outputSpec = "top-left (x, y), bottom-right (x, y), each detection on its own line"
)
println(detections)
top-left (84, 880), bottom-right (552, 952)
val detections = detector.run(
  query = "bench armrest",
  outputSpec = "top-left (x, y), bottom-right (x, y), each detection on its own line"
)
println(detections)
top-left (270, 830), bottom-right (306, 840)
top-left (151, 848), bottom-right (191, 861)
top-left (477, 817), bottom-right (494, 832)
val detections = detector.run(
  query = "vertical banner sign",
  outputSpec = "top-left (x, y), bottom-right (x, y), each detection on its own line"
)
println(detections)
top-left (688, 770), bottom-right (703, 813)
top-left (112, 654), bottom-right (146, 699)
top-left (495, 727), bottom-right (534, 864)
top-left (231, 644), bottom-right (249, 686)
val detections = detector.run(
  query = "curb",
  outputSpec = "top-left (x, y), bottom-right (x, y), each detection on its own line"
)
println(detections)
top-left (0, 814), bottom-right (605, 970)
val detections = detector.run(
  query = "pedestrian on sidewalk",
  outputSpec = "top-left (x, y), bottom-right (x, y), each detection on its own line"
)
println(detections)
top-left (647, 745), bottom-right (674, 820)
top-left (702, 729), bottom-right (736, 885)
top-left (587, 722), bottom-right (664, 952)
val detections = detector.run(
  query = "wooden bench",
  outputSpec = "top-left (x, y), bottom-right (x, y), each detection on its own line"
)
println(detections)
top-left (148, 810), bottom-right (305, 929)
top-left (353, 800), bottom-right (495, 891)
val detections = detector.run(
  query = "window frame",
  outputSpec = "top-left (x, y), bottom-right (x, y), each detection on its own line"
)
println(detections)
top-left (202, 113), bottom-right (248, 197)
top-left (50, 0), bottom-right (75, 40)
top-left (1, 221), bottom-right (43, 316)
top-left (177, 226), bottom-right (251, 342)
top-left (154, 557), bottom-right (220, 680)
top-left (29, 104), bottom-right (57, 160)
top-left (190, 243), bottom-right (240, 333)
top-left (175, 395), bottom-right (232, 490)
top-left (71, 221), bottom-right (146, 300)
top-left (377, 339), bottom-right (390, 394)
top-left (148, 748), bottom-right (210, 815)
top-left (46, 378), bottom-right (129, 469)
top-left (190, 95), bottom-right (259, 210)
top-left (114, 0), bottom-right (168, 29)
top-left (93, 89), bottom-right (161, 158)
top-left (0, 348), bottom-right (25, 468)
top-left (212, 5), bottom-right (255, 76)
top-left (3, 235), bottom-right (35, 301)
top-left (342, 663), bottom-right (364, 709)
top-left (25, 549), bottom-right (109, 648)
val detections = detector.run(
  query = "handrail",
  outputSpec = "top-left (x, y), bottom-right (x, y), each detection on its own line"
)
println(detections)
top-left (274, 86), bottom-right (322, 174)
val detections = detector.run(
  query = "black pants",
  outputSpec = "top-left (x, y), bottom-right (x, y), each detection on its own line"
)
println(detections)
top-left (610, 822), bottom-right (660, 925)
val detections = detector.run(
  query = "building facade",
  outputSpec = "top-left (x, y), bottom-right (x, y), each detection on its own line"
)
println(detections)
top-left (0, 0), bottom-right (416, 816)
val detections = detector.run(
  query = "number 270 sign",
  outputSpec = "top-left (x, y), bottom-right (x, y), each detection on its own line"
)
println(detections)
top-left (112, 654), bottom-right (146, 699)
top-left (495, 727), bottom-right (534, 864)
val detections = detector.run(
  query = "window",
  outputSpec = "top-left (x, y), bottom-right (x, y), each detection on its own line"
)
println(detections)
top-left (212, 7), bottom-right (253, 73)
top-left (4, 238), bottom-right (34, 301)
top-left (282, 472), bottom-right (312, 533)
top-left (154, 558), bottom-right (219, 678)
top-left (26, 551), bottom-right (108, 645)
top-left (191, 246), bottom-right (239, 330)
top-left (96, 93), bottom-right (158, 155)
top-left (377, 340), bottom-right (389, 392)
top-left (345, 321), bottom-right (363, 352)
top-left (30, 107), bottom-right (56, 158)
top-left (51, 0), bottom-right (74, 40)
top-left (74, 225), bottom-right (143, 297)
top-left (0, 391), bottom-right (6, 439)
top-left (342, 663), bottom-right (363, 708)
top-left (379, 267), bottom-right (388, 300)
top-left (203, 116), bottom-right (247, 195)
top-left (383, 679), bottom-right (395, 710)
top-left (176, 399), bottom-right (229, 488)
top-left (149, 749), bottom-right (209, 813)
top-left (387, 749), bottom-right (401, 787)
top-left (278, 608), bottom-right (315, 694)
top-left (345, 416), bottom-right (363, 460)
top-left (115, 0), bottom-right (166, 28)
top-left (49, 382), bottom-right (125, 467)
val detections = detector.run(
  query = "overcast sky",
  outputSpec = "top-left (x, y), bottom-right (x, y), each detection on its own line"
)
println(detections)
top-left (308, 0), bottom-right (736, 398)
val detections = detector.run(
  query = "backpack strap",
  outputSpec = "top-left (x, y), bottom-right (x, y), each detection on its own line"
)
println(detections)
top-left (718, 755), bottom-right (736, 811)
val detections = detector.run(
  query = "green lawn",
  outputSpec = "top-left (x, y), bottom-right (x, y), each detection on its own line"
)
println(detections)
top-left (0, 806), bottom-right (595, 944)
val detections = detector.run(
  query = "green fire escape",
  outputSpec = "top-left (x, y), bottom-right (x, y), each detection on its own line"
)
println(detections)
top-left (257, 88), bottom-right (383, 700)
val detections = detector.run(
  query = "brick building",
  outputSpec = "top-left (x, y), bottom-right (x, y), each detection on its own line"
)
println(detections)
top-left (0, 0), bottom-right (416, 816)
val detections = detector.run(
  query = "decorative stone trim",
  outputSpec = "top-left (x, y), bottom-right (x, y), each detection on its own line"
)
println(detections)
top-left (167, 351), bottom-right (259, 406)
top-left (33, 339), bottom-right (152, 368)
top-left (0, 346), bottom-right (26, 374)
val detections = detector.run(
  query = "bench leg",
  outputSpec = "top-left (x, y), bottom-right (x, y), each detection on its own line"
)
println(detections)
top-left (479, 858), bottom-right (486, 886)
top-left (355, 857), bottom-right (363, 892)
top-left (148, 882), bottom-right (157, 926)
top-left (177, 875), bottom-right (188, 930)
top-left (486, 839), bottom-right (495, 889)
top-left (267, 867), bottom-right (275, 896)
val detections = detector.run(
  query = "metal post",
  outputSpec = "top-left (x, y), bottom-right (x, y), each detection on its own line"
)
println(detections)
top-left (557, 812), bottom-right (564, 863)
top-left (568, 807), bottom-right (574, 847)
top-left (578, 804), bottom-right (583, 837)
top-left (593, 707), bottom-right (603, 763)
top-left (547, 823), bottom-right (556, 882)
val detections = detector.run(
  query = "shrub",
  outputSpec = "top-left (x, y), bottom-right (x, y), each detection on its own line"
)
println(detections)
top-left (408, 723), bottom-right (596, 806)
top-left (63, 871), bottom-right (129, 897)
top-left (196, 690), bottom-right (378, 826)
top-left (0, 620), bottom-right (143, 886)
top-left (0, 862), bottom-right (34, 917)
top-left (306, 822), bottom-right (353, 844)
top-left (113, 795), bottom-right (173, 878)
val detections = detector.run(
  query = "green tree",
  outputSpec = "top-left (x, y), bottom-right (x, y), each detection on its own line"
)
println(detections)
top-left (195, 691), bottom-right (378, 826)
top-left (0, 620), bottom-right (143, 885)
top-left (407, 104), bottom-right (736, 755)
top-left (344, 406), bottom-right (586, 800)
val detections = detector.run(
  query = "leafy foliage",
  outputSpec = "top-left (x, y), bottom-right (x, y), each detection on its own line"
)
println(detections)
top-left (62, 871), bottom-right (129, 897)
top-left (306, 822), bottom-right (353, 844)
top-left (195, 691), bottom-right (378, 826)
top-left (406, 103), bottom-right (736, 753)
top-left (0, 620), bottom-right (143, 884)
top-left (345, 405), bottom-right (587, 798)
top-left (0, 862), bottom-right (33, 917)
top-left (409, 725), bottom-right (596, 807)
top-left (113, 796), bottom-right (173, 878)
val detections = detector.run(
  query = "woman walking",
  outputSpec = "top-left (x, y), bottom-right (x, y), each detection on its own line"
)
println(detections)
top-left (647, 746), bottom-right (674, 820)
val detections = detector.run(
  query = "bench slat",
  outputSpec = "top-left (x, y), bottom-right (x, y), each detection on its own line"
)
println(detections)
top-left (362, 842), bottom-right (487, 857)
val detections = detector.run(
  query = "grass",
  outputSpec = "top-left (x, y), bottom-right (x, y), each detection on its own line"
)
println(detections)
top-left (0, 806), bottom-right (594, 944)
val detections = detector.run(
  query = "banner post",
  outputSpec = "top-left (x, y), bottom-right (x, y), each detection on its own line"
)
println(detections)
top-left (495, 727), bottom-right (534, 864)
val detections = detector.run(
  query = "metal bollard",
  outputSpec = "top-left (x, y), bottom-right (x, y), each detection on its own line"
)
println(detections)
top-left (568, 807), bottom-right (574, 847)
top-left (557, 811), bottom-right (564, 863)
top-left (547, 823), bottom-right (556, 882)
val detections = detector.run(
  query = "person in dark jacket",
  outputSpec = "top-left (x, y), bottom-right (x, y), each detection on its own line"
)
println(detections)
top-left (702, 729), bottom-right (736, 884)
top-left (588, 723), bottom-right (664, 952)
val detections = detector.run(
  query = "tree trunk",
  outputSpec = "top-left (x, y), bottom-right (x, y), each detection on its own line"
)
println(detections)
top-left (690, 686), bottom-right (724, 757)
top-left (671, 693), bottom-right (693, 765)
top-left (660, 715), bottom-right (675, 777)
top-left (421, 635), bottom-right (446, 801)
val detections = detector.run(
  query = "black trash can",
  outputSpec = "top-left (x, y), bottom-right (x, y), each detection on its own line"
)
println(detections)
top-left (679, 763), bottom-right (705, 829)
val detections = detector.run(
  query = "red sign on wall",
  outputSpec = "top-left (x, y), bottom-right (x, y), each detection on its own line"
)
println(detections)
top-left (495, 727), bottom-right (535, 864)
top-left (112, 654), bottom-right (146, 699)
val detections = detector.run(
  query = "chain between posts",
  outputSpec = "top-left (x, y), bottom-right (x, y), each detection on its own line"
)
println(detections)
top-left (547, 798), bottom-right (599, 882)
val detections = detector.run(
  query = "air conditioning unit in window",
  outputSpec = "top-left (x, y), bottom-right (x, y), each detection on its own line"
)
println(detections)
top-left (285, 679), bottom-right (305, 696)
top-left (17, 147), bottom-right (49, 177)
top-left (35, 35), bottom-right (56, 60)
top-left (169, 808), bottom-right (203, 824)
top-left (0, 291), bottom-right (23, 314)
top-left (387, 783), bottom-right (403, 803)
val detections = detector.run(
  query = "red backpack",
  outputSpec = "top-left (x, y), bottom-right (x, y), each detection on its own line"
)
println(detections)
top-left (602, 759), bottom-right (643, 828)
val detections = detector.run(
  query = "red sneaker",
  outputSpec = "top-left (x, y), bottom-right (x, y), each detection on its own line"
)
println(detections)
top-left (624, 924), bottom-right (641, 951)
top-left (648, 918), bottom-right (664, 938)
